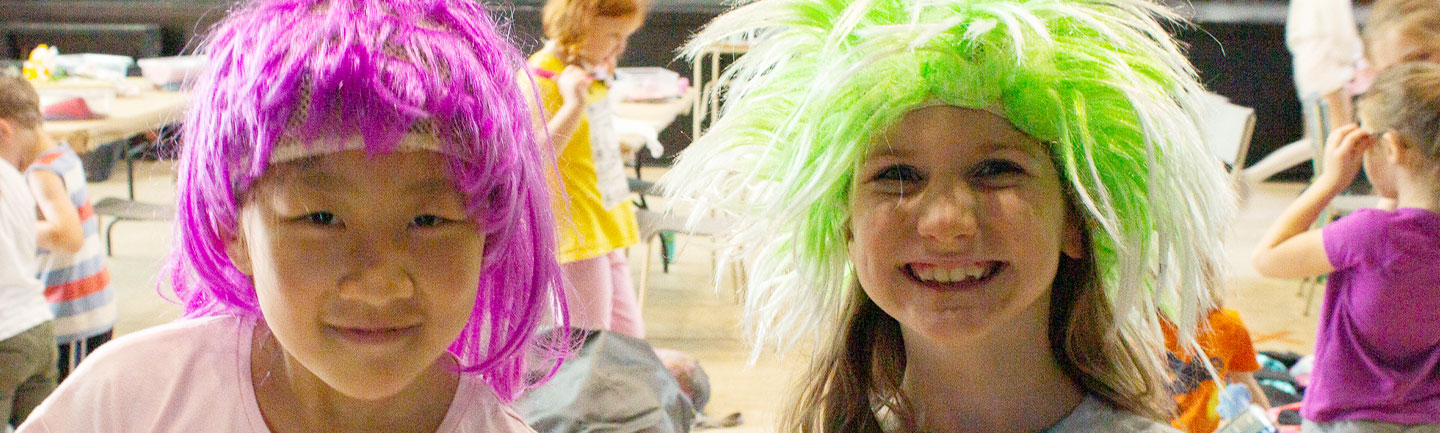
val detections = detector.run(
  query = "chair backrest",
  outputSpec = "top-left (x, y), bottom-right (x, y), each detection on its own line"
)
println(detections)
top-left (1195, 91), bottom-right (1258, 182)
top-left (1304, 96), bottom-right (1336, 174)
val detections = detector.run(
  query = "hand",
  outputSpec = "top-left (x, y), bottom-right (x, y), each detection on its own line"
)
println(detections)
top-left (557, 65), bottom-right (592, 107)
top-left (1317, 123), bottom-right (1374, 191)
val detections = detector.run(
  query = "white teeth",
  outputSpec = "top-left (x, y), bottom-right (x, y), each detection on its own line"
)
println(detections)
top-left (914, 263), bottom-right (991, 283)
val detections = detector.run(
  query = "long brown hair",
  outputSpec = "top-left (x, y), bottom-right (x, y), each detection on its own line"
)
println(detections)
top-left (781, 215), bottom-right (1172, 432)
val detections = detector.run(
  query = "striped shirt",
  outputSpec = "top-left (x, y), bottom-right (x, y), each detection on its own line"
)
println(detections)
top-left (28, 143), bottom-right (116, 343)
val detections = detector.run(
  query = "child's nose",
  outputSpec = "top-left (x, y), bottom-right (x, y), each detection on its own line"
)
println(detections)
top-left (915, 185), bottom-right (978, 243)
top-left (340, 234), bottom-right (416, 305)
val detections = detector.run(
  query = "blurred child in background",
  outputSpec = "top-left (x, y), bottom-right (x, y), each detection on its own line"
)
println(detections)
top-left (529, 0), bottom-right (649, 338)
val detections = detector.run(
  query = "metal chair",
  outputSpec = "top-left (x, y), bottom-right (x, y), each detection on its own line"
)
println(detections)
top-left (92, 132), bottom-right (175, 256)
top-left (1195, 91), bottom-right (1258, 188)
top-left (632, 208), bottom-right (732, 313)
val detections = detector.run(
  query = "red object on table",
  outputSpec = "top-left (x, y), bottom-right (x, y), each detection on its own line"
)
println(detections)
top-left (42, 97), bottom-right (102, 121)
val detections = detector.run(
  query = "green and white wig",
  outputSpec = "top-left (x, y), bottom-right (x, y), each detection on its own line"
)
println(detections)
top-left (663, 0), bottom-right (1235, 417)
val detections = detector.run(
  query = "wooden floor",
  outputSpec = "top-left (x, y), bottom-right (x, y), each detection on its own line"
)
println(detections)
top-left (95, 161), bottom-right (1319, 432)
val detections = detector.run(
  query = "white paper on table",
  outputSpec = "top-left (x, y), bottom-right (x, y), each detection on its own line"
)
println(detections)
top-left (614, 117), bottom-right (664, 158)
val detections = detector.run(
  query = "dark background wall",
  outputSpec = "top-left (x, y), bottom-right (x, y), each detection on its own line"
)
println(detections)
top-left (1, 0), bottom-right (1325, 178)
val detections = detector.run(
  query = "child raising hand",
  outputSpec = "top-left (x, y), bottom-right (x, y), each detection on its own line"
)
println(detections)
top-left (18, 0), bottom-right (567, 431)
top-left (1252, 62), bottom-right (1440, 432)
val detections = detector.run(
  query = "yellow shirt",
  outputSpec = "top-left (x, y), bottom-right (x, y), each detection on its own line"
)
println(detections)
top-left (529, 52), bottom-right (640, 263)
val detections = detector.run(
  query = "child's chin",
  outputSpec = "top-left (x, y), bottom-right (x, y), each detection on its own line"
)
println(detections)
top-left (321, 369), bottom-right (428, 401)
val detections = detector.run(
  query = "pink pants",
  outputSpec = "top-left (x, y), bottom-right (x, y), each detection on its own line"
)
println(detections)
top-left (560, 249), bottom-right (645, 338)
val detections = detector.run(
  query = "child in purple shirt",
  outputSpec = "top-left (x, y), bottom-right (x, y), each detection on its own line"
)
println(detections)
top-left (1253, 62), bottom-right (1440, 431)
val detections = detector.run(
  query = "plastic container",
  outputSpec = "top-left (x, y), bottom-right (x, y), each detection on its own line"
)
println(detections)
top-left (613, 67), bottom-right (684, 101)
top-left (1215, 405), bottom-right (1279, 433)
top-left (137, 55), bottom-right (208, 89)
top-left (53, 53), bottom-right (134, 81)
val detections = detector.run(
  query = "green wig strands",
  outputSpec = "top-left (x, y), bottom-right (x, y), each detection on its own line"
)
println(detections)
top-left (662, 0), bottom-right (1234, 366)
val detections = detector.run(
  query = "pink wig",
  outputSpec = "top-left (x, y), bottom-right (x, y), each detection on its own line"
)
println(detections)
top-left (165, 0), bottom-right (565, 401)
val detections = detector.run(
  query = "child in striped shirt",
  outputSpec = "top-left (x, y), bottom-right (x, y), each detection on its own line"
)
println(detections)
top-left (24, 130), bottom-right (115, 382)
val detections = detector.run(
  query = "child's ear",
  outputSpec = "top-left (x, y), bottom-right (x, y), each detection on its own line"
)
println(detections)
top-left (0, 118), bottom-right (14, 140)
top-left (1061, 210), bottom-right (1086, 260)
top-left (1379, 131), bottom-right (1421, 167)
top-left (225, 230), bottom-right (254, 276)
top-left (1381, 131), bottom-right (1404, 164)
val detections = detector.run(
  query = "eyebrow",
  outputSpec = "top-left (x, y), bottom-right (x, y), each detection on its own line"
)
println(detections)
top-left (294, 172), bottom-right (454, 198)
top-left (864, 145), bottom-right (911, 160)
top-left (863, 140), bottom-right (1046, 161)
top-left (404, 177), bottom-right (455, 196)
top-left (295, 171), bottom-right (356, 194)
top-left (989, 141), bottom-right (1049, 159)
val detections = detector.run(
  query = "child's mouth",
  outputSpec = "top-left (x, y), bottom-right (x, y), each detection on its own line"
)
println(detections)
top-left (328, 324), bottom-right (421, 345)
top-left (905, 262), bottom-right (1003, 290)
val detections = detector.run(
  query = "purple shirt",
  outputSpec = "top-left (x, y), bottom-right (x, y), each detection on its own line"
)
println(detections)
top-left (1304, 208), bottom-right (1440, 424)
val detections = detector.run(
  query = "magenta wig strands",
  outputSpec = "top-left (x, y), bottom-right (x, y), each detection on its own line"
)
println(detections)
top-left (166, 0), bottom-right (566, 401)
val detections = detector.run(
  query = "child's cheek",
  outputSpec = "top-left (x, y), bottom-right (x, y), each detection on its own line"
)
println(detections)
top-left (403, 229), bottom-right (486, 287)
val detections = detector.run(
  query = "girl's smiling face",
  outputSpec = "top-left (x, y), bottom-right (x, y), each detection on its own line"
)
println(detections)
top-left (847, 106), bottom-right (1084, 345)
top-left (228, 147), bottom-right (484, 400)
top-left (573, 14), bottom-right (642, 70)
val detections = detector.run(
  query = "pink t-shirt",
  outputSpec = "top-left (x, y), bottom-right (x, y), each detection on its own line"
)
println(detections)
top-left (17, 315), bottom-right (536, 433)
top-left (1305, 208), bottom-right (1440, 424)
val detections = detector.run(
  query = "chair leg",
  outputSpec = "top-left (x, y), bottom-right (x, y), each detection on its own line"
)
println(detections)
top-left (126, 144), bottom-right (137, 201)
top-left (1303, 279), bottom-right (1320, 317)
top-left (660, 231), bottom-right (674, 273)
top-left (637, 235), bottom-right (656, 314)
top-left (105, 218), bottom-right (120, 257)
top-left (726, 261), bottom-right (748, 302)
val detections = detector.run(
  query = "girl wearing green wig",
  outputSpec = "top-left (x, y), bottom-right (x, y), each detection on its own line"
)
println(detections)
top-left (661, 0), bottom-right (1235, 431)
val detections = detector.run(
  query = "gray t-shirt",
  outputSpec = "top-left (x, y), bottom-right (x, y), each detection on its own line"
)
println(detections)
top-left (1043, 396), bottom-right (1179, 433)
top-left (878, 395), bottom-right (1180, 433)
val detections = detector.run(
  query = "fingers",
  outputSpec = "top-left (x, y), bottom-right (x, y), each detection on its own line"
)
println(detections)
top-left (1338, 124), bottom-right (1374, 153)
top-left (558, 65), bottom-right (593, 101)
top-left (1326, 123), bottom-right (1373, 158)
top-left (1325, 124), bottom-right (1360, 151)
top-left (561, 65), bottom-right (591, 83)
top-left (1316, 123), bottom-right (1373, 188)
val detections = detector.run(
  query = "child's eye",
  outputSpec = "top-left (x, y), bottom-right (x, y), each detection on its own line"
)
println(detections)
top-left (874, 165), bottom-right (923, 182)
top-left (301, 212), bottom-right (338, 226)
top-left (870, 165), bottom-right (923, 195)
top-left (971, 159), bottom-right (1025, 179)
top-left (410, 214), bottom-right (446, 228)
